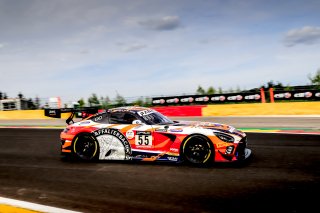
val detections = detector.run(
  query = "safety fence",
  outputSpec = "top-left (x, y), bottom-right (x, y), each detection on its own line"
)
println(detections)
top-left (152, 87), bottom-right (320, 106)
top-left (1, 101), bottom-right (319, 119)
top-left (154, 102), bottom-right (320, 117)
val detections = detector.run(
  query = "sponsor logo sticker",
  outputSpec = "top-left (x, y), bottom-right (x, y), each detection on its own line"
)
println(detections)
top-left (49, 110), bottom-right (56, 115)
top-left (216, 142), bottom-right (229, 148)
top-left (93, 128), bottom-right (132, 160)
top-left (170, 128), bottom-right (183, 132)
top-left (167, 156), bottom-right (178, 161)
top-left (126, 130), bottom-right (135, 139)
top-left (137, 110), bottom-right (153, 116)
top-left (170, 148), bottom-right (179, 152)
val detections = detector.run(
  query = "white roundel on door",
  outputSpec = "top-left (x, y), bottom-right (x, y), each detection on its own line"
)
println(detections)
top-left (126, 130), bottom-right (135, 139)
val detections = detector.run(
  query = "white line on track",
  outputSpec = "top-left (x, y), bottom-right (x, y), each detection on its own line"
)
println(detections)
top-left (0, 197), bottom-right (82, 213)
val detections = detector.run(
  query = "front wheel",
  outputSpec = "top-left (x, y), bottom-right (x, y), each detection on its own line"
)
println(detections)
top-left (182, 135), bottom-right (213, 165)
top-left (72, 133), bottom-right (99, 161)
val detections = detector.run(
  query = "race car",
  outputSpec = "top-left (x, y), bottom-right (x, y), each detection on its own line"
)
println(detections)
top-left (45, 106), bottom-right (251, 165)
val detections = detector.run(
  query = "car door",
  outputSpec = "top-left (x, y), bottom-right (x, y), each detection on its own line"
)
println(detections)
top-left (108, 111), bottom-right (154, 149)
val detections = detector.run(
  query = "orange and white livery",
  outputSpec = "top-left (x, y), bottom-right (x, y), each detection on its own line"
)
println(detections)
top-left (46, 106), bottom-right (251, 165)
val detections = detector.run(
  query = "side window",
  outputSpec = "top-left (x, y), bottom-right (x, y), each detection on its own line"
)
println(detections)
top-left (109, 112), bottom-right (139, 124)
top-left (90, 113), bottom-right (109, 123)
top-left (123, 113), bottom-right (138, 124)
top-left (109, 112), bottom-right (125, 124)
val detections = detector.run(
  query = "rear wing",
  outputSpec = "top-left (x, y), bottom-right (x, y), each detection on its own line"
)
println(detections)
top-left (44, 107), bottom-right (99, 124)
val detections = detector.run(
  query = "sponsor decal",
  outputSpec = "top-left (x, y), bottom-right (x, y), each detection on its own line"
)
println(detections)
top-left (92, 128), bottom-right (132, 160)
top-left (166, 98), bottom-right (179, 103)
top-left (294, 92), bottom-right (312, 98)
top-left (216, 142), bottom-right (228, 148)
top-left (244, 94), bottom-right (260, 100)
top-left (170, 148), bottom-right (179, 152)
top-left (135, 131), bottom-right (153, 146)
top-left (227, 95), bottom-right (243, 101)
top-left (274, 92), bottom-right (291, 99)
top-left (199, 122), bottom-right (224, 128)
top-left (316, 92), bottom-right (320, 97)
top-left (167, 156), bottom-right (178, 161)
top-left (137, 109), bottom-right (154, 116)
top-left (220, 96), bottom-right (226, 101)
top-left (80, 121), bottom-right (91, 125)
top-left (195, 96), bottom-right (209, 102)
top-left (94, 115), bottom-right (103, 122)
top-left (211, 96), bottom-right (226, 101)
top-left (214, 123), bottom-right (223, 127)
top-left (152, 99), bottom-right (165, 104)
top-left (155, 128), bottom-right (167, 132)
top-left (180, 97), bottom-right (194, 103)
top-left (135, 154), bottom-right (149, 158)
top-left (126, 130), bottom-right (135, 139)
top-left (170, 128), bottom-right (183, 132)
top-left (49, 110), bottom-right (56, 115)
top-left (200, 122), bottom-right (211, 126)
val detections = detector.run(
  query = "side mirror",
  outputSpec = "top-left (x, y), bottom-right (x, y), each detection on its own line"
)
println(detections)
top-left (132, 120), bottom-right (143, 124)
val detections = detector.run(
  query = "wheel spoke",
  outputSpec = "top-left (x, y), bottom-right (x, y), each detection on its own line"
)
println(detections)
top-left (184, 136), bottom-right (212, 164)
top-left (74, 135), bottom-right (98, 160)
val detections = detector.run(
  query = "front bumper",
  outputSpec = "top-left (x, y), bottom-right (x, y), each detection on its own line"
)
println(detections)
top-left (235, 136), bottom-right (250, 161)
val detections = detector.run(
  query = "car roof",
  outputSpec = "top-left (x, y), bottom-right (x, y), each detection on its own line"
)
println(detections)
top-left (108, 106), bottom-right (154, 114)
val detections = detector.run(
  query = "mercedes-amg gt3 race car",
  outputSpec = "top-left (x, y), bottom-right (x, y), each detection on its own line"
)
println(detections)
top-left (45, 106), bottom-right (251, 165)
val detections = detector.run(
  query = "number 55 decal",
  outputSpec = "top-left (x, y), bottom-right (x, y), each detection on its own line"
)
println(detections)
top-left (135, 131), bottom-right (152, 146)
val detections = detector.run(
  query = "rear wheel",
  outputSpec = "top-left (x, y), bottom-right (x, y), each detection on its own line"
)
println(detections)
top-left (72, 133), bottom-right (99, 161)
top-left (182, 135), bottom-right (213, 165)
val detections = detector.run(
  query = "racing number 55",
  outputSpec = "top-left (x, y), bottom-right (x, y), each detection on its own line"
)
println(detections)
top-left (137, 135), bottom-right (150, 145)
top-left (135, 132), bottom-right (152, 146)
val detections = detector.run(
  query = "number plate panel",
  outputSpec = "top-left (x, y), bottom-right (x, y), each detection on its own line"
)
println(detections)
top-left (135, 131), bottom-right (152, 146)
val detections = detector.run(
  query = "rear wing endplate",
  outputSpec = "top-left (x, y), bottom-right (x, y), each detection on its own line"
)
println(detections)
top-left (44, 107), bottom-right (99, 124)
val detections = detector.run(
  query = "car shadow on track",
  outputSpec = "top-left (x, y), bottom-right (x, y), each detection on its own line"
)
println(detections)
top-left (59, 153), bottom-right (254, 169)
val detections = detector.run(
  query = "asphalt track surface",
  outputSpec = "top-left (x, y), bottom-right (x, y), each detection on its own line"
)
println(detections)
top-left (0, 128), bottom-right (319, 213)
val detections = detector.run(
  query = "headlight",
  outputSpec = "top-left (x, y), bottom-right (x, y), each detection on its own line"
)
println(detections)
top-left (214, 132), bottom-right (234, 143)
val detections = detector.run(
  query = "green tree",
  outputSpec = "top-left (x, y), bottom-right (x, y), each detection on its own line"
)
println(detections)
top-left (196, 86), bottom-right (205, 95)
top-left (115, 93), bottom-right (126, 106)
top-left (88, 93), bottom-right (100, 106)
top-left (207, 86), bottom-right (216, 95)
top-left (284, 84), bottom-right (293, 91)
top-left (309, 69), bottom-right (320, 86)
top-left (100, 96), bottom-right (111, 108)
top-left (218, 87), bottom-right (223, 94)
top-left (260, 80), bottom-right (284, 91)
top-left (78, 98), bottom-right (85, 107)
top-left (144, 97), bottom-right (152, 107)
top-left (132, 97), bottom-right (144, 106)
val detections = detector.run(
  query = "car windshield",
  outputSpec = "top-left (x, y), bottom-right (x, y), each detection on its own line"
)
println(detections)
top-left (140, 111), bottom-right (174, 125)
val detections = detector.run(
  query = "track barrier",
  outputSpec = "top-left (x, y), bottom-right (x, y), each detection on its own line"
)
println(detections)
top-left (0, 102), bottom-right (319, 119)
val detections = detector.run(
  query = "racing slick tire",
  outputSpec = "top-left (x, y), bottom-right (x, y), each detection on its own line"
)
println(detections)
top-left (72, 133), bottom-right (99, 161)
top-left (181, 134), bottom-right (214, 166)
